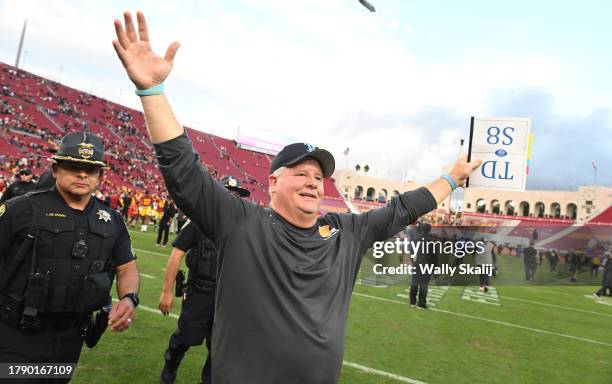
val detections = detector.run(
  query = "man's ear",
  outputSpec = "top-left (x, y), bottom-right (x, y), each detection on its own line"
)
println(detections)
top-left (268, 174), bottom-right (277, 194)
top-left (51, 164), bottom-right (58, 177)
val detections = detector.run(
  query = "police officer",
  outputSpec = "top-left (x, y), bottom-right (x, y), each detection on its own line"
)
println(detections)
top-left (0, 132), bottom-right (140, 382)
top-left (158, 176), bottom-right (250, 384)
top-left (0, 168), bottom-right (36, 203)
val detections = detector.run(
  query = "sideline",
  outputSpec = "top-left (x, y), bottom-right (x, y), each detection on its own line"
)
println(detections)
top-left (342, 361), bottom-right (427, 384)
top-left (352, 292), bottom-right (612, 347)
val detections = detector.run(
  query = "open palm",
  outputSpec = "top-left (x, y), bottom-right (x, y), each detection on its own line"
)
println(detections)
top-left (112, 11), bottom-right (180, 90)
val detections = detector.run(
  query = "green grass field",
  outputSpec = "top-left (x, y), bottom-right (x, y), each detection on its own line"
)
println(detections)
top-left (73, 229), bottom-right (612, 383)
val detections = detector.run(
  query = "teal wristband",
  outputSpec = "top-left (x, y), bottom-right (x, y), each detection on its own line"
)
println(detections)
top-left (441, 174), bottom-right (457, 190)
top-left (135, 83), bottom-right (164, 97)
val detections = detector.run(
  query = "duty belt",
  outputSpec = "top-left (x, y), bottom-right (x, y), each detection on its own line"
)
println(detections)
top-left (186, 277), bottom-right (215, 293)
top-left (34, 314), bottom-right (89, 331)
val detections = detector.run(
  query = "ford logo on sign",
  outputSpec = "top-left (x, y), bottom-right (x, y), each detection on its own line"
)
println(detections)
top-left (495, 149), bottom-right (508, 157)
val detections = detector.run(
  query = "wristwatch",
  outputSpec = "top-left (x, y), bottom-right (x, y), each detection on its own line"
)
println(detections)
top-left (121, 292), bottom-right (140, 308)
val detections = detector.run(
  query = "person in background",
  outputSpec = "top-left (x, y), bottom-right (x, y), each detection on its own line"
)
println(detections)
top-left (594, 253), bottom-right (612, 297)
top-left (524, 241), bottom-right (537, 282)
top-left (156, 196), bottom-right (177, 247)
top-left (409, 222), bottom-right (438, 309)
top-left (590, 252), bottom-right (602, 278)
top-left (0, 168), bottom-right (36, 203)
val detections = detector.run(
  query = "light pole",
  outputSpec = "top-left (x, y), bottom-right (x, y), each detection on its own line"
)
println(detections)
top-left (15, 19), bottom-right (28, 68)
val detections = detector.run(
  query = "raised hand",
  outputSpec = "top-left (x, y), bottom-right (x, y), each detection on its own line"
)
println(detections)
top-left (112, 11), bottom-right (180, 89)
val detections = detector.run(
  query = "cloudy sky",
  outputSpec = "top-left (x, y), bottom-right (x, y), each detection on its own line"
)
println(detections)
top-left (0, 0), bottom-right (610, 189)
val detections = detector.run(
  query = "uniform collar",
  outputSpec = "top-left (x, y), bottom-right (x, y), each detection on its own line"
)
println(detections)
top-left (50, 186), bottom-right (96, 214)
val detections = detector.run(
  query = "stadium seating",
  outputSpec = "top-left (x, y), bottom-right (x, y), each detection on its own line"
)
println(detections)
top-left (0, 61), bottom-right (348, 212)
top-left (587, 206), bottom-right (612, 225)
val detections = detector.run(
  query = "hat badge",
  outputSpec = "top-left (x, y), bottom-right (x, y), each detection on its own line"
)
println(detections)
top-left (78, 142), bottom-right (94, 159)
top-left (305, 143), bottom-right (316, 152)
top-left (228, 178), bottom-right (237, 187)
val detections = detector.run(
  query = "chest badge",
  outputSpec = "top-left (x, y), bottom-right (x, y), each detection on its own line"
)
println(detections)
top-left (97, 209), bottom-right (111, 223)
top-left (0, 204), bottom-right (5, 219)
top-left (318, 225), bottom-right (339, 240)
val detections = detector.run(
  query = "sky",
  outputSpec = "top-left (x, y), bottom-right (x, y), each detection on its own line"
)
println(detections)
top-left (0, 0), bottom-right (610, 190)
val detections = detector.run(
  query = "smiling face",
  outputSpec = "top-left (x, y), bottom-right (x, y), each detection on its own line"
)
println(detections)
top-left (269, 159), bottom-right (325, 228)
top-left (52, 161), bottom-right (102, 201)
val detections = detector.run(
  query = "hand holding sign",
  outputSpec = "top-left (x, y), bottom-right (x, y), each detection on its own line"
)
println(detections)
top-left (450, 154), bottom-right (483, 188)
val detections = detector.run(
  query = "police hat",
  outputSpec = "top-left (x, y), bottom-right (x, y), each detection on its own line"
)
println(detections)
top-left (220, 176), bottom-right (250, 197)
top-left (270, 143), bottom-right (335, 178)
top-left (19, 168), bottom-right (32, 175)
top-left (51, 132), bottom-right (106, 167)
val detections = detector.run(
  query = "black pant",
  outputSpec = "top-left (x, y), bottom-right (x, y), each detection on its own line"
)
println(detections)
top-left (163, 285), bottom-right (215, 384)
top-left (525, 263), bottom-right (536, 280)
top-left (0, 321), bottom-right (84, 383)
top-left (596, 286), bottom-right (611, 296)
top-left (156, 221), bottom-right (171, 245)
top-left (479, 273), bottom-right (490, 287)
top-left (409, 273), bottom-right (432, 307)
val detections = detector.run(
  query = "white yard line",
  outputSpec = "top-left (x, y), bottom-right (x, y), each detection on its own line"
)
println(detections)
top-left (583, 294), bottom-right (612, 307)
top-left (342, 361), bottom-right (427, 384)
top-left (139, 303), bottom-right (179, 319)
top-left (502, 295), bottom-right (612, 318)
top-left (139, 273), bottom-right (155, 279)
top-left (134, 248), bottom-right (169, 257)
top-left (352, 292), bottom-right (612, 347)
top-left (111, 299), bottom-right (179, 319)
top-left (461, 287), bottom-right (501, 306)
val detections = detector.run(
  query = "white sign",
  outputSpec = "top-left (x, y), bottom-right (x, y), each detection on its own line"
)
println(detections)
top-left (467, 116), bottom-right (531, 191)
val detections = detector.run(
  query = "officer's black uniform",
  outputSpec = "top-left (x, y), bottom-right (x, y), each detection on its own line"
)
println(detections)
top-left (0, 169), bottom-right (36, 203)
top-left (162, 222), bottom-right (217, 384)
top-left (35, 168), bottom-right (56, 191)
top-left (0, 132), bottom-right (135, 383)
top-left (161, 176), bottom-right (250, 384)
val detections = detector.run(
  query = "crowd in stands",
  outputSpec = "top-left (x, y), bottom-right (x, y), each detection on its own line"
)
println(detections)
top-left (0, 61), bottom-right (287, 209)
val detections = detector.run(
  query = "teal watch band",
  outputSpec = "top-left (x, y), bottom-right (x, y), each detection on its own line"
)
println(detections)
top-left (135, 83), bottom-right (164, 97)
top-left (441, 174), bottom-right (457, 191)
